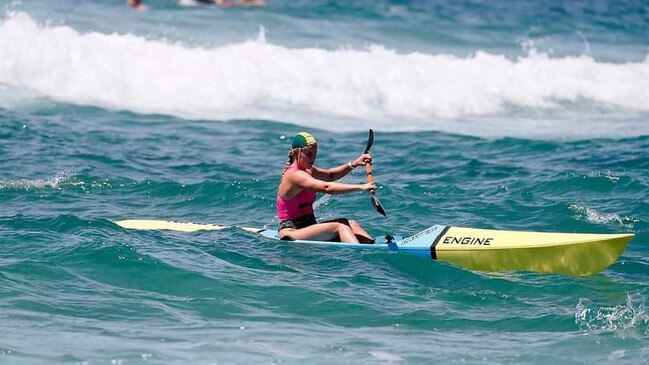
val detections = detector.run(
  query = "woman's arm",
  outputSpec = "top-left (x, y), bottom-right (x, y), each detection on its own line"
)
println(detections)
top-left (289, 169), bottom-right (374, 195)
top-left (312, 153), bottom-right (372, 182)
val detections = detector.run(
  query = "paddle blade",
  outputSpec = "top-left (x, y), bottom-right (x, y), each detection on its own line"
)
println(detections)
top-left (364, 129), bottom-right (374, 153)
top-left (370, 192), bottom-right (388, 217)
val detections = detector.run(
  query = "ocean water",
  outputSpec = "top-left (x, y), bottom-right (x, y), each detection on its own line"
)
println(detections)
top-left (1, 0), bottom-right (648, 364)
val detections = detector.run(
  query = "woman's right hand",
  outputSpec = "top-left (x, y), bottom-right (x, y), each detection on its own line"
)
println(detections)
top-left (361, 182), bottom-right (376, 191)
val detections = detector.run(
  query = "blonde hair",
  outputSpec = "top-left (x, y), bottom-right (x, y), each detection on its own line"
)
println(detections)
top-left (279, 148), bottom-right (297, 186)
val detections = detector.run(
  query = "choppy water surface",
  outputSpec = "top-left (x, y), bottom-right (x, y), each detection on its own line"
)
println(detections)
top-left (1, 1), bottom-right (647, 364)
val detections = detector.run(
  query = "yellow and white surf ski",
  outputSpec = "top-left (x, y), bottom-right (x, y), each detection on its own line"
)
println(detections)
top-left (114, 219), bottom-right (634, 276)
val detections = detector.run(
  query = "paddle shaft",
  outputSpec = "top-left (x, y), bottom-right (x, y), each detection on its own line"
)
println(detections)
top-left (364, 160), bottom-right (375, 184)
top-left (363, 129), bottom-right (375, 188)
top-left (362, 129), bottom-right (387, 217)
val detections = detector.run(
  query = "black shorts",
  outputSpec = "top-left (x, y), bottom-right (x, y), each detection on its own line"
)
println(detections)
top-left (278, 213), bottom-right (317, 230)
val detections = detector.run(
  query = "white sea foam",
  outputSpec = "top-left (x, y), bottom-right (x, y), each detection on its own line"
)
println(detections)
top-left (369, 351), bottom-right (405, 362)
top-left (0, 171), bottom-right (75, 190)
top-left (1, 12), bottom-right (648, 137)
top-left (569, 204), bottom-right (636, 228)
top-left (576, 292), bottom-right (649, 338)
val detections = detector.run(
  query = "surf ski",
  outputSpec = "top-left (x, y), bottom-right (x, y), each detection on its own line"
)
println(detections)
top-left (114, 220), bottom-right (633, 276)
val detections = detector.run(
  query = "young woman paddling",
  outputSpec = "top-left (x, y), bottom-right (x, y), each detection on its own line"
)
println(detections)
top-left (277, 132), bottom-right (375, 243)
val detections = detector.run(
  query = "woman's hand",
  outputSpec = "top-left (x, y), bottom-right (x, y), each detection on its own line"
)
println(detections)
top-left (361, 182), bottom-right (376, 191)
top-left (352, 153), bottom-right (372, 168)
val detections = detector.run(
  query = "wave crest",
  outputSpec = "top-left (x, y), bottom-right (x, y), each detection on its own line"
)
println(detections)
top-left (1, 12), bottom-right (648, 136)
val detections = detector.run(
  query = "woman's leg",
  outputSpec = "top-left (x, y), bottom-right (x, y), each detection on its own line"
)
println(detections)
top-left (347, 220), bottom-right (375, 243)
top-left (323, 219), bottom-right (374, 243)
top-left (279, 222), bottom-right (359, 243)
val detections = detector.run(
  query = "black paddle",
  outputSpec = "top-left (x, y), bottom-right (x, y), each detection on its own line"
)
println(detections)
top-left (363, 129), bottom-right (387, 217)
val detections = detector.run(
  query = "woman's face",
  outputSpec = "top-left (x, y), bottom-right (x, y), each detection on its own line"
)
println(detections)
top-left (297, 145), bottom-right (317, 168)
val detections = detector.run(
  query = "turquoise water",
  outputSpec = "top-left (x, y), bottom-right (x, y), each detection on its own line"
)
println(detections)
top-left (1, 1), bottom-right (648, 364)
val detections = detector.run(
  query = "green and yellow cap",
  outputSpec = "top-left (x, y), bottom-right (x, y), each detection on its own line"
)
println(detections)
top-left (291, 132), bottom-right (317, 149)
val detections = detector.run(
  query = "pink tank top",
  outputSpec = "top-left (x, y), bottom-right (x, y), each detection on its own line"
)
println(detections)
top-left (277, 166), bottom-right (317, 220)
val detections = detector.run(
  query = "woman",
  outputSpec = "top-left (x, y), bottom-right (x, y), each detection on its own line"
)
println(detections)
top-left (277, 132), bottom-right (376, 243)
top-left (126, 0), bottom-right (148, 10)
